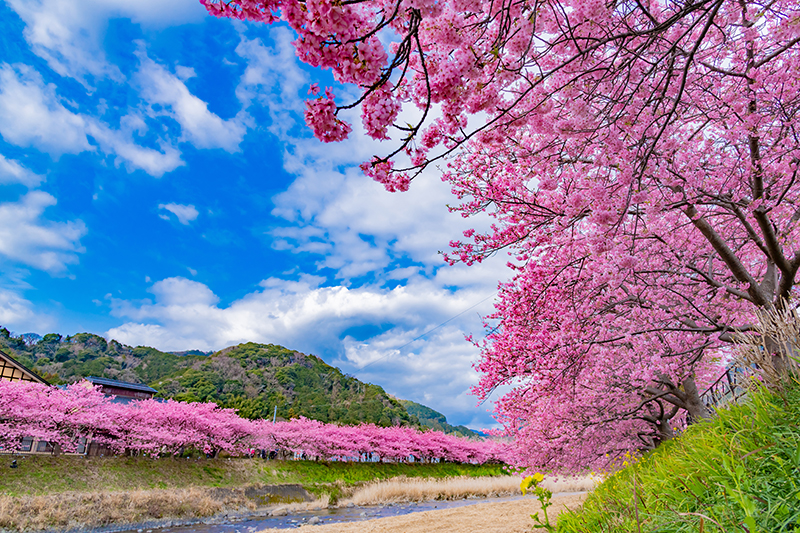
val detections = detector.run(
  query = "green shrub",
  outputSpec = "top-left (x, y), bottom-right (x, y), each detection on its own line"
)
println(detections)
top-left (558, 381), bottom-right (800, 533)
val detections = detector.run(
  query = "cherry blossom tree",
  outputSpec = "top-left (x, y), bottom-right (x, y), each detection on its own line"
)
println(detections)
top-left (105, 399), bottom-right (256, 456)
top-left (0, 380), bottom-right (112, 453)
top-left (0, 381), bottom-right (505, 462)
top-left (201, 0), bottom-right (800, 470)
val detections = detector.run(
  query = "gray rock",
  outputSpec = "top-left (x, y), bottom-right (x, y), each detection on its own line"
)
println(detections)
top-left (271, 507), bottom-right (288, 517)
top-left (308, 517), bottom-right (321, 525)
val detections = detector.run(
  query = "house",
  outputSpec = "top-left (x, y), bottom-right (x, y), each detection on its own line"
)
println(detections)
top-left (0, 349), bottom-right (48, 385)
top-left (0, 349), bottom-right (50, 454)
top-left (0, 351), bottom-right (160, 455)
top-left (82, 377), bottom-right (159, 456)
top-left (85, 376), bottom-right (158, 403)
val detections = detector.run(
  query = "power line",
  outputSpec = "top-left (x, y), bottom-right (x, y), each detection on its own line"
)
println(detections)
top-left (351, 292), bottom-right (497, 375)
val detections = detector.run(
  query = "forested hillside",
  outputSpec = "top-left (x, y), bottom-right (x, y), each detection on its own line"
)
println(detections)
top-left (400, 400), bottom-right (479, 437)
top-left (0, 328), bottom-right (417, 427)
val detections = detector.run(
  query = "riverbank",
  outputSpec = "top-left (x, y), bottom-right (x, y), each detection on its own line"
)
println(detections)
top-left (338, 475), bottom-right (597, 506)
top-left (0, 455), bottom-right (504, 498)
top-left (258, 493), bottom-right (588, 533)
top-left (0, 454), bottom-right (597, 532)
top-left (0, 456), bottom-right (508, 531)
top-left (0, 484), bottom-right (328, 532)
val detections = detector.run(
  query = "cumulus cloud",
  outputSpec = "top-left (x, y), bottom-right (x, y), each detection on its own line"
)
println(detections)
top-left (136, 51), bottom-right (249, 152)
top-left (270, 165), bottom-right (485, 279)
top-left (0, 191), bottom-right (86, 273)
top-left (0, 63), bottom-right (184, 176)
top-left (0, 154), bottom-right (44, 187)
top-left (5, 0), bottom-right (205, 83)
top-left (0, 64), bottom-right (92, 156)
top-left (159, 203), bottom-right (199, 225)
top-left (0, 287), bottom-right (54, 332)
top-left (341, 327), bottom-right (495, 427)
top-left (235, 28), bottom-right (308, 132)
top-left (106, 274), bottom-right (501, 425)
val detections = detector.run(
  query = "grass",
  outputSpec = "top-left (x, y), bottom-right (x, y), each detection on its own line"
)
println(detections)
top-left (340, 474), bottom-right (598, 506)
top-left (0, 455), bottom-right (506, 497)
top-left (556, 380), bottom-right (800, 532)
top-left (0, 456), bottom-right (508, 530)
top-left (0, 487), bottom-right (238, 531)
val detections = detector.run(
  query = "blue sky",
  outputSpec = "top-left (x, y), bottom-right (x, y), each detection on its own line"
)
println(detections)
top-left (0, 0), bottom-right (511, 428)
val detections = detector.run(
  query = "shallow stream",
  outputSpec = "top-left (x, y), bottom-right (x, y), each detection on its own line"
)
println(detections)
top-left (114, 494), bottom-right (532, 533)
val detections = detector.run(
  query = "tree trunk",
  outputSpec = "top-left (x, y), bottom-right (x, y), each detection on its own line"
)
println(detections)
top-left (680, 377), bottom-right (711, 421)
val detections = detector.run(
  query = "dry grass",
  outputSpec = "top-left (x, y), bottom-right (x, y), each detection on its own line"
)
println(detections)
top-left (734, 305), bottom-right (800, 393)
top-left (0, 469), bottom-right (597, 531)
top-left (0, 487), bottom-right (230, 531)
top-left (0, 485), bottom-right (335, 531)
top-left (338, 474), bottom-right (598, 506)
top-left (280, 494), bottom-right (330, 512)
top-left (0, 485), bottom-right (312, 531)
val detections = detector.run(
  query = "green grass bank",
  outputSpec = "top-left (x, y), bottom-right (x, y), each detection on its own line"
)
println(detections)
top-left (0, 457), bottom-right (508, 531)
top-left (557, 381), bottom-right (800, 532)
top-left (0, 455), bottom-right (505, 500)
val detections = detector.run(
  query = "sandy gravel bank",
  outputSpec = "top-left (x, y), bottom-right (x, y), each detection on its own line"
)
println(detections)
top-left (258, 493), bottom-right (587, 533)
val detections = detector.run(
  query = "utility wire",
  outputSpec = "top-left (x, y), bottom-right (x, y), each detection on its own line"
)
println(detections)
top-left (351, 292), bottom-right (497, 376)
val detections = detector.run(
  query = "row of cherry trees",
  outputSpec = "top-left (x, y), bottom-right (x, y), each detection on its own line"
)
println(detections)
top-left (0, 380), bottom-right (507, 463)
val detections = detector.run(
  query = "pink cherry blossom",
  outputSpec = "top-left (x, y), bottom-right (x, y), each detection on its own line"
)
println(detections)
top-left (201, 0), bottom-right (800, 473)
top-left (0, 380), bottom-right (507, 462)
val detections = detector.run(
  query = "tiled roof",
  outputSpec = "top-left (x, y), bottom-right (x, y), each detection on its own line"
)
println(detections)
top-left (0, 349), bottom-right (48, 384)
top-left (85, 376), bottom-right (158, 394)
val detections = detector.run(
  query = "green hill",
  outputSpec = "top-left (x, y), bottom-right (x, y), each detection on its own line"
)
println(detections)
top-left (400, 399), bottom-right (479, 436)
top-left (0, 328), bottom-right (417, 427)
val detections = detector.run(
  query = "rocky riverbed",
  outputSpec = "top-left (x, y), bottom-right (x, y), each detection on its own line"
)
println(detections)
top-left (103, 492), bottom-right (586, 533)
top-left (258, 493), bottom-right (587, 533)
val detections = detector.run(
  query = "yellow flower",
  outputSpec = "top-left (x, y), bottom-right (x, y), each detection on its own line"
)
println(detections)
top-left (521, 473), bottom-right (545, 494)
top-left (520, 475), bottom-right (534, 494)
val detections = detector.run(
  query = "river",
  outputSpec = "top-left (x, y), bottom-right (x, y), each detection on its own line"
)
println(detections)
top-left (113, 494), bottom-right (533, 533)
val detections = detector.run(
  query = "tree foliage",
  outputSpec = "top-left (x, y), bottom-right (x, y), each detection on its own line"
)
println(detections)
top-left (0, 380), bottom-right (507, 463)
top-left (1, 333), bottom-right (417, 427)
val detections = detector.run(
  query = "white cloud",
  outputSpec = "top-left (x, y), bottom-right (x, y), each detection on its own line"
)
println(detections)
top-left (0, 154), bottom-right (44, 187)
top-left (233, 33), bottom-right (494, 280)
top-left (136, 51), bottom-right (249, 152)
top-left (0, 64), bottom-right (92, 156)
top-left (0, 191), bottom-right (86, 273)
top-left (0, 287), bottom-right (54, 332)
top-left (270, 165), bottom-right (484, 279)
top-left (0, 63), bottom-right (184, 176)
top-left (341, 327), bottom-right (495, 427)
top-left (149, 277), bottom-right (218, 306)
top-left (5, 0), bottom-right (205, 83)
top-left (86, 119), bottom-right (184, 177)
top-left (174, 65), bottom-right (196, 81)
top-left (106, 274), bottom-right (501, 426)
top-left (235, 28), bottom-right (308, 123)
top-left (159, 203), bottom-right (199, 225)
